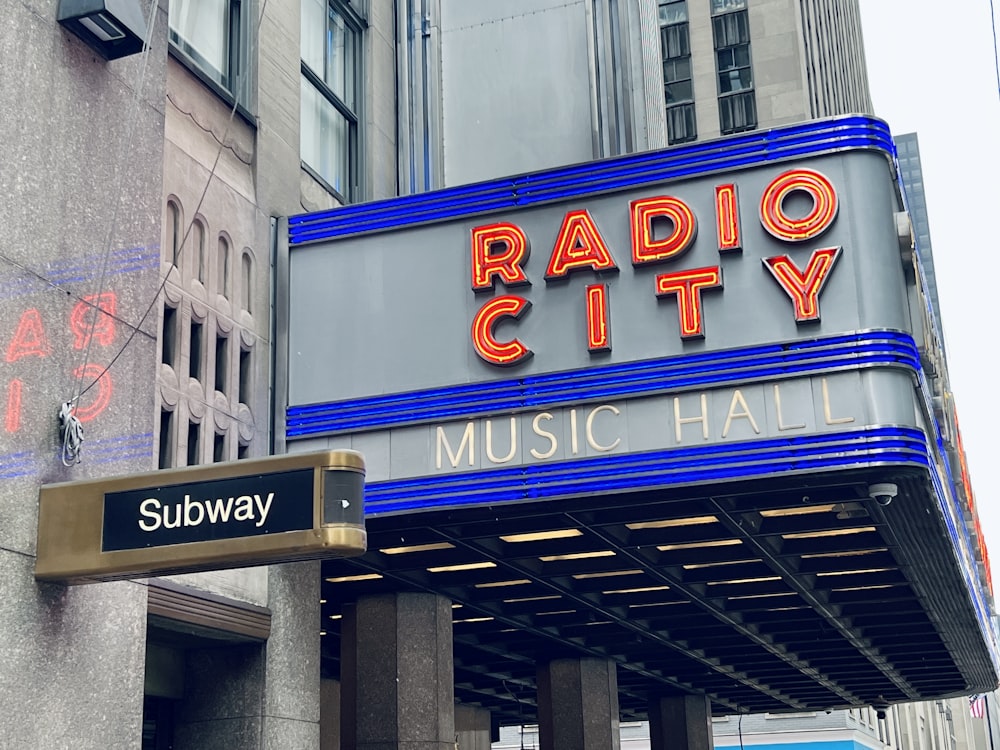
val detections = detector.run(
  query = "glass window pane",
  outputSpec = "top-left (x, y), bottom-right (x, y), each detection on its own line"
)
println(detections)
top-left (667, 103), bottom-right (696, 144)
top-left (301, 77), bottom-right (349, 194)
top-left (718, 68), bottom-right (752, 93)
top-left (302, 0), bottom-right (327, 75)
top-left (711, 0), bottom-right (747, 14)
top-left (658, 2), bottom-right (688, 25)
top-left (663, 57), bottom-right (691, 82)
top-left (169, 0), bottom-right (230, 85)
top-left (662, 25), bottom-right (690, 58)
top-left (713, 10), bottom-right (749, 47)
top-left (325, 9), bottom-right (356, 108)
top-left (666, 80), bottom-right (693, 103)
top-left (720, 92), bottom-right (757, 133)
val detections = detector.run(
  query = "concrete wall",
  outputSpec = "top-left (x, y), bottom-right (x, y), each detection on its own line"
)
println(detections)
top-left (0, 0), bottom-right (167, 746)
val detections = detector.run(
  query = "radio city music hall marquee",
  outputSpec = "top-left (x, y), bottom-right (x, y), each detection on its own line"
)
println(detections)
top-left (281, 118), bottom-right (924, 511)
top-left (467, 167), bottom-right (840, 366)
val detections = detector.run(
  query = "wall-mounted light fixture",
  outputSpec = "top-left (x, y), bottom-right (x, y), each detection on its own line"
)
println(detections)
top-left (57, 0), bottom-right (148, 60)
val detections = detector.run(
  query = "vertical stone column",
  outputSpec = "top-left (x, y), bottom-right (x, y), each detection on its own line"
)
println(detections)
top-left (320, 679), bottom-right (342, 750)
top-left (173, 561), bottom-right (321, 750)
top-left (536, 658), bottom-right (621, 750)
top-left (262, 561), bottom-right (322, 749)
top-left (455, 704), bottom-right (491, 750)
top-left (341, 592), bottom-right (455, 750)
top-left (648, 695), bottom-right (714, 750)
top-left (173, 643), bottom-right (265, 749)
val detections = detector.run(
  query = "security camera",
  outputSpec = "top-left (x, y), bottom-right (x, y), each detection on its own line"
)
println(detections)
top-left (867, 483), bottom-right (898, 507)
top-left (874, 700), bottom-right (890, 720)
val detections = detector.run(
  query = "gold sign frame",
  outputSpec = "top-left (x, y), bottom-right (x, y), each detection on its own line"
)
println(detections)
top-left (35, 450), bottom-right (366, 584)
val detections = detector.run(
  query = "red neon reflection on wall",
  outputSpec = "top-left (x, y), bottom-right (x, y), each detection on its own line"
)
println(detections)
top-left (2, 293), bottom-right (119, 433)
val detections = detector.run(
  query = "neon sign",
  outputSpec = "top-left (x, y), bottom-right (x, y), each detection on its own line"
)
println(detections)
top-left (469, 169), bottom-right (841, 366)
top-left (2, 292), bottom-right (118, 433)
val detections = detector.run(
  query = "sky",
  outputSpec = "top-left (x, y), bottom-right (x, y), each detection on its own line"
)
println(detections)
top-left (858, 3), bottom-right (1000, 587)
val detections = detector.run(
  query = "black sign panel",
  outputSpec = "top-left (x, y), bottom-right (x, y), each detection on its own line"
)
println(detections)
top-left (102, 469), bottom-right (314, 552)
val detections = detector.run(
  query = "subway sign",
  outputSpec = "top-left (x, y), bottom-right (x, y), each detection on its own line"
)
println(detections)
top-left (36, 451), bottom-right (366, 584)
top-left (101, 469), bottom-right (316, 551)
top-left (281, 117), bottom-right (923, 512)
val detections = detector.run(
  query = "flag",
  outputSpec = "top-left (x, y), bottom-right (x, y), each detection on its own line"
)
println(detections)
top-left (970, 694), bottom-right (986, 719)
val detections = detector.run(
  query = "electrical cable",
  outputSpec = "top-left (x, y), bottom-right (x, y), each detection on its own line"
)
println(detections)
top-left (991, 0), bottom-right (1000, 101)
top-left (64, 0), bottom-right (269, 462)
top-left (70, 0), bottom-right (160, 402)
top-left (60, 0), bottom-right (159, 464)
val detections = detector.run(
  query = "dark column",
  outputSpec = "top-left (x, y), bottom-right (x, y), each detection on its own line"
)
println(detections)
top-left (341, 593), bottom-right (455, 750)
top-left (455, 704), bottom-right (491, 749)
top-left (320, 679), bottom-right (341, 750)
top-left (648, 695), bottom-right (714, 750)
top-left (536, 658), bottom-right (621, 750)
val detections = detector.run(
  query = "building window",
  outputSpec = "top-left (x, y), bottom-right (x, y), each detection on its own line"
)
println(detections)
top-left (217, 235), bottom-right (230, 298)
top-left (215, 335), bottom-right (229, 394)
top-left (658, 1), bottom-right (696, 145)
top-left (168, 0), bottom-right (248, 104)
top-left (192, 218), bottom-right (206, 283)
top-left (710, 0), bottom-right (746, 13)
top-left (713, 9), bottom-right (757, 134)
top-left (161, 305), bottom-right (177, 368)
top-left (301, 0), bottom-right (364, 200)
top-left (187, 421), bottom-right (201, 466)
top-left (719, 91), bottom-right (757, 133)
top-left (658, 0), bottom-right (688, 24)
top-left (241, 251), bottom-right (253, 313)
top-left (158, 409), bottom-right (174, 469)
top-left (189, 320), bottom-right (204, 380)
top-left (238, 346), bottom-right (251, 405)
top-left (214, 431), bottom-right (227, 462)
top-left (167, 200), bottom-right (181, 266)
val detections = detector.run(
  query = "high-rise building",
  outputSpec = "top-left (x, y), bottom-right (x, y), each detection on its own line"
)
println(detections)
top-left (657, 0), bottom-right (872, 145)
top-left (1, 3), bottom-right (993, 750)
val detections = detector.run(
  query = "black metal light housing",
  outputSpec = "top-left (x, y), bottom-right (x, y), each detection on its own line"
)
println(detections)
top-left (57, 0), bottom-right (148, 60)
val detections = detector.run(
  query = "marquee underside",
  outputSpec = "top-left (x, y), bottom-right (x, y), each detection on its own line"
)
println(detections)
top-left (319, 464), bottom-right (993, 724)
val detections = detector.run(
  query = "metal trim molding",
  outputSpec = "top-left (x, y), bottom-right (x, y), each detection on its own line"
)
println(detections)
top-left (147, 579), bottom-right (272, 641)
top-left (286, 329), bottom-right (918, 437)
top-left (288, 115), bottom-right (893, 244)
top-left (364, 426), bottom-right (929, 515)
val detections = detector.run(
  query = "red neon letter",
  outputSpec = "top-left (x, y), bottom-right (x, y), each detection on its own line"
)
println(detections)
top-left (71, 364), bottom-right (113, 423)
top-left (763, 247), bottom-right (842, 322)
top-left (6, 379), bottom-right (22, 433)
top-left (585, 284), bottom-right (611, 353)
top-left (471, 296), bottom-right (533, 367)
top-left (471, 223), bottom-right (531, 291)
top-left (70, 292), bottom-right (118, 349)
top-left (655, 266), bottom-right (723, 339)
top-left (5, 309), bottom-right (50, 362)
top-left (630, 196), bottom-right (697, 266)
top-left (545, 210), bottom-right (618, 280)
top-left (715, 184), bottom-right (741, 253)
top-left (760, 169), bottom-right (838, 242)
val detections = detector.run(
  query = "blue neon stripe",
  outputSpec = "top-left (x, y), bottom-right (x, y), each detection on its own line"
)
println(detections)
top-left (288, 116), bottom-right (892, 245)
top-left (286, 331), bottom-right (919, 438)
top-left (363, 427), bottom-right (928, 515)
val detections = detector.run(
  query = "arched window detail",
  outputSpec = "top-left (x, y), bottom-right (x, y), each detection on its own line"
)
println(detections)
top-left (241, 251), bottom-right (253, 313)
top-left (192, 217), bottom-right (206, 282)
top-left (218, 235), bottom-right (231, 298)
top-left (167, 200), bottom-right (182, 266)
